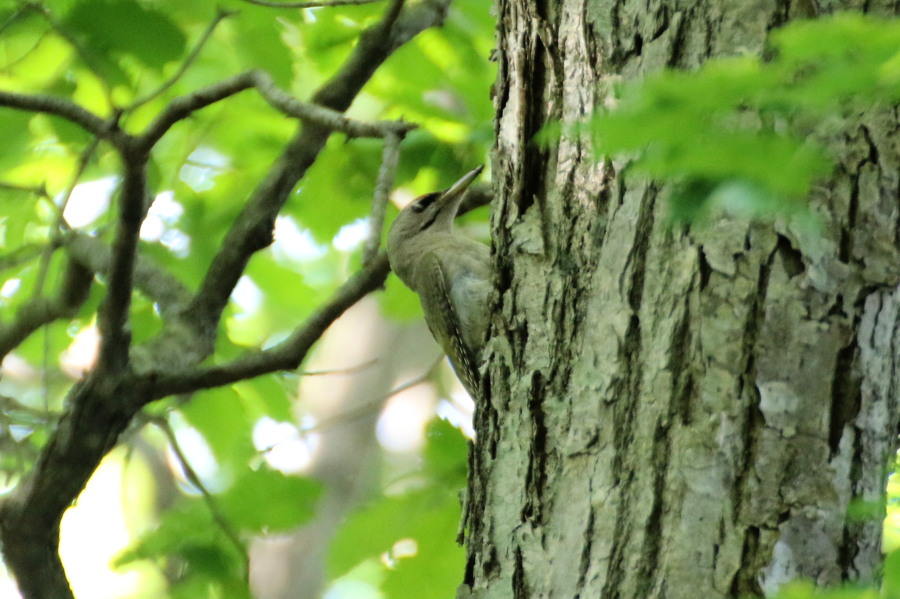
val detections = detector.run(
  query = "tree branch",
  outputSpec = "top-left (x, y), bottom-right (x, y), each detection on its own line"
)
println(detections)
top-left (183, 0), bottom-right (451, 337)
top-left (363, 131), bottom-right (403, 266)
top-left (137, 72), bottom-right (259, 151)
top-left (298, 356), bottom-right (440, 435)
top-left (145, 253), bottom-right (391, 400)
top-left (251, 71), bottom-right (415, 137)
top-left (0, 242), bottom-right (57, 272)
top-left (96, 159), bottom-right (148, 373)
top-left (0, 258), bottom-right (93, 360)
top-left (0, 91), bottom-right (126, 145)
top-left (65, 233), bottom-right (191, 318)
top-left (0, 372), bottom-right (141, 599)
top-left (0, 181), bottom-right (49, 198)
top-left (33, 136), bottom-right (99, 297)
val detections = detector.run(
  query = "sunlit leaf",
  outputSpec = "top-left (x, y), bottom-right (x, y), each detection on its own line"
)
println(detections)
top-left (65, 0), bottom-right (187, 71)
top-left (180, 387), bottom-right (256, 466)
top-left (218, 467), bottom-right (322, 532)
top-left (422, 418), bottom-right (468, 486)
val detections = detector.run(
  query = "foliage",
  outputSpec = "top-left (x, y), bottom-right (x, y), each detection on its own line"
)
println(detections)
top-left (327, 419), bottom-right (468, 599)
top-left (570, 12), bottom-right (900, 221)
top-left (0, 0), bottom-right (493, 597)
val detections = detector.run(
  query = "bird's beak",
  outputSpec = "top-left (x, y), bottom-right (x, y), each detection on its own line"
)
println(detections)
top-left (442, 165), bottom-right (484, 202)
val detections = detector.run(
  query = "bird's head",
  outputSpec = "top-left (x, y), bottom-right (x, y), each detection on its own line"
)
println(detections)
top-left (386, 166), bottom-right (483, 278)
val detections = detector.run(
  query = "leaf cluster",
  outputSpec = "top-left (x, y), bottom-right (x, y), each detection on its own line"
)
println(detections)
top-left (572, 13), bottom-right (900, 221)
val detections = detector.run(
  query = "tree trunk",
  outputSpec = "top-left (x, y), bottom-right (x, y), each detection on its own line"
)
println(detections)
top-left (463, 1), bottom-right (900, 598)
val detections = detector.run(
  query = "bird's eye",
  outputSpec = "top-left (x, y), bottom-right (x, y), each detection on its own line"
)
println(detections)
top-left (411, 192), bottom-right (440, 213)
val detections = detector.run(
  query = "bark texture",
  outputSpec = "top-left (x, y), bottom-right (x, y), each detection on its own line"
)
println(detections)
top-left (463, 1), bottom-right (900, 598)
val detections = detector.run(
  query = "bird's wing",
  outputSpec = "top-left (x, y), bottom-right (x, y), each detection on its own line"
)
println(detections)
top-left (418, 251), bottom-right (481, 399)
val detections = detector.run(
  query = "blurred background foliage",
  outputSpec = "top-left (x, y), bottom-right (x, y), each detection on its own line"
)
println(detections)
top-left (0, 0), bottom-right (494, 597)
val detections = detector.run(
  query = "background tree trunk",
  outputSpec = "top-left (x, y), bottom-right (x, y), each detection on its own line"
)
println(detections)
top-left (250, 301), bottom-right (438, 599)
top-left (463, 1), bottom-right (900, 598)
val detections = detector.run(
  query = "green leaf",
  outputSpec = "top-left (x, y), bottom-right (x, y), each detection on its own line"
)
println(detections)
top-left (846, 496), bottom-right (885, 522)
top-left (382, 502), bottom-right (464, 599)
top-left (0, 111), bottom-right (33, 172)
top-left (180, 387), bottom-right (255, 466)
top-left (328, 419), bottom-right (467, 585)
top-left (885, 549), bottom-right (900, 599)
top-left (231, 11), bottom-right (294, 87)
top-left (114, 500), bottom-right (244, 575)
top-left (288, 137), bottom-right (380, 243)
top-left (218, 467), bottom-right (322, 533)
top-left (773, 579), bottom-right (878, 599)
top-left (327, 490), bottom-right (453, 579)
top-left (130, 296), bottom-right (164, 345)
top-left (380, 268), bottom-right (424, 322)
top-left (65, 0), bottom-right (187, 70)
top-left (233, 376), bottom-right (295, 423)
top-left (247, 253), bottom-right (326, 327)
top-left (423, 419), bottom-right (468, 486)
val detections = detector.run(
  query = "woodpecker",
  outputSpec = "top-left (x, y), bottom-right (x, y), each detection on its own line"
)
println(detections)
top-left (387, 166), bottom-right (490, 400)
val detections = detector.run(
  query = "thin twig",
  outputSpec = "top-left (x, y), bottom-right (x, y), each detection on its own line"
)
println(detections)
top-left (240, 0), bottom-right (382, 8)
top-left (52, 140), bottom-right (99, 229)
top-left (300, 358), bottom-right (378, 375)
top-left (150, 416), bottom-right (248, 576)
top-left (0, 181), bottom-right (49, 198)
top-left (127, 9), bottom-right (236, 111)
top-left (138, 69), bottom-right (416, 153)
top-left (0, 242), bottom-right (58, 273)
top-left (363, 131), bottom-right (403, 266)
top-left (0, 393), bottom-right (58, 420)
top-left (33, 137), bottom-right (99, 298)
top-left (251, 71), bottom-right (415, 137)
top-left (256, 357), bottom-right (441, 457)
top-left (0, 91), bottom-right (125, 145)
top-left (299, 356), bottom-right (442, 434)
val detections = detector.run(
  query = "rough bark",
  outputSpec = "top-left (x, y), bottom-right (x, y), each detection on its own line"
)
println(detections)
top-left (463, 1), bottom-right (900, 598)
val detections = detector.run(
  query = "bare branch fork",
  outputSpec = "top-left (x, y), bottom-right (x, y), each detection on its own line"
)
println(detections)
top-left (0, 1), bottom-right (454, 597)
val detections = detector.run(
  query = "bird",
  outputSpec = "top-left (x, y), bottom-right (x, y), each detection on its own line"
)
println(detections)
top-left (386, 166), bottom-right (491, 400)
